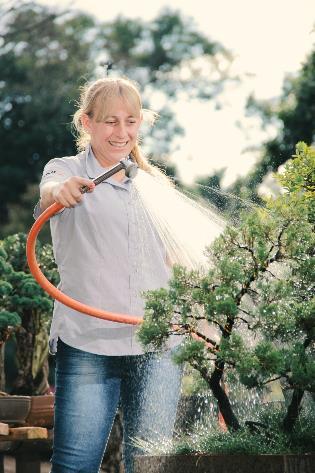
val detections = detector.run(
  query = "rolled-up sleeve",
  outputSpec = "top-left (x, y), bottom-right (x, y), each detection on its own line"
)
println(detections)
top-left (40, 158), bottom-right (72, 189)
top-left (33, 158), bottom-right (73, 220)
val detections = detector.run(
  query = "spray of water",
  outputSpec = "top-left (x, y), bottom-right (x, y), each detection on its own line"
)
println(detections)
top-left (126, 170), bottom-right (284, 452)
top-left (122, 170), bottom-right (228, 452)
top-left (131, 170), bottom-right (227, 271)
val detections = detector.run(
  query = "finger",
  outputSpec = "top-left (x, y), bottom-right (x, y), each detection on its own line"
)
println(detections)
top-left (74, 177), bottom-right (95, 188)
top-left (73, 192), bottom-right (83, 203)
top-left (67, 192), bottom-right (81, 206)
top-left (60, 189), bottom-right (80, 207)
top-left (80, 182), bottom-right (95, 194)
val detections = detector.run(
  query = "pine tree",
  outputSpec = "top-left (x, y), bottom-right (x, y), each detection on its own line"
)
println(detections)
top-left (138, 142), bottom-right (315, 433)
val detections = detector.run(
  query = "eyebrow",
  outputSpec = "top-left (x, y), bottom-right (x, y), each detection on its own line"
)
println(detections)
top-left (105, 114), bottom-right (137, 119)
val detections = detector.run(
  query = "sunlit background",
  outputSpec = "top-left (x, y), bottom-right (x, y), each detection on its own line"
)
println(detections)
top-left (1, 0), bottom-right (314, 236)
top-left (35, 0), bottom-right (315, 185)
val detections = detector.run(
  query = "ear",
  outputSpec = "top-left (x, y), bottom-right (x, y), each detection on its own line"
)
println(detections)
top-left (80, 113), bottom-right (92, 132)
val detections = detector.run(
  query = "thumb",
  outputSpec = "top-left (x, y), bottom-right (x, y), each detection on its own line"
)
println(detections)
top-left (79, 178), bottom-right (95, 194)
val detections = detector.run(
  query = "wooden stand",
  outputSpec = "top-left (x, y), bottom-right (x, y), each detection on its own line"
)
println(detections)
top-left (0, 423), bottom-right (52, 473)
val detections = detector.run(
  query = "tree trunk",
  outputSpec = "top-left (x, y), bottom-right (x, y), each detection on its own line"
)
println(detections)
top-left (196, 361), bottom-right (240, 431)
top-left (11, 309), bottom-right (49, 395)
top-left (12, 311), bottom-right (34, 394)
top-left (282, 388), bottom-right (304, 433)
top-left (209, 363), bottom-right (240, 431)
top-left (0, 342), bottom-right (6, 392)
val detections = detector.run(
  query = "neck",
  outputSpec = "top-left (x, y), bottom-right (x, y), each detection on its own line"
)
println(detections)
top-left (91, 145), bottom-right (126, 182)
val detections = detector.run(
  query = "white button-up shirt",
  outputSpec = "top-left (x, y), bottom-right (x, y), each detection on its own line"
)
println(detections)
top-left (36, 146), bottom-right (181, 355)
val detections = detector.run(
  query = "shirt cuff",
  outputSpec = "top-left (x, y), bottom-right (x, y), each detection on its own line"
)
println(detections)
top-left (33, 201), bottom-right (42, 220)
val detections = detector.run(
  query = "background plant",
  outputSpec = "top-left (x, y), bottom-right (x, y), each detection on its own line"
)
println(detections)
top-left (0, 233), bottom-right (58, 394)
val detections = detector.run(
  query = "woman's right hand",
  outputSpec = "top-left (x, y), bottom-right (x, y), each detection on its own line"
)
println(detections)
top-left (51, 177), bottom-right (95, 208)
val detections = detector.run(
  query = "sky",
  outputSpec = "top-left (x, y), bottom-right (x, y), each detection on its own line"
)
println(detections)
top-left (36, 0), bottom-right (315, 186)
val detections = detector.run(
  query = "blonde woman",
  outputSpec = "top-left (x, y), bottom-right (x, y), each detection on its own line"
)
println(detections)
top-left (36, 77), bottom-right (182, 473)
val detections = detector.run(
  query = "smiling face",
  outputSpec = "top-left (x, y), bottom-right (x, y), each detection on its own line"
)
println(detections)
top-left (81, 96), bottom-right (142, 167)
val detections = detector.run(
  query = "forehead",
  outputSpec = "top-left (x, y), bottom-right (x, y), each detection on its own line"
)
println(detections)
top-left (106, 101), bottom-right (138, 117)
top-left (94, 96), bottom-right (140, 121)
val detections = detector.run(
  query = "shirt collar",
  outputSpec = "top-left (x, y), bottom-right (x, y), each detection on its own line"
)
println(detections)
top-left (85, 145), bottom-right (131, 189)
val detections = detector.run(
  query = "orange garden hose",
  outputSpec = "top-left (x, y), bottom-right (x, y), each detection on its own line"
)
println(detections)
top-left (26, 201), bottom-right (143, 326)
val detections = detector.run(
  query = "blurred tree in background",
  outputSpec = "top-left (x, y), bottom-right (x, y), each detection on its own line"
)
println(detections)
top-left (0, 0), bottom-right (232, 237)
top-left (187, 46), bottom-right (315, 216)
top-left (0, 0), bottom-right (97, 233)
top-left (229, 47), bottom-right (315, 205)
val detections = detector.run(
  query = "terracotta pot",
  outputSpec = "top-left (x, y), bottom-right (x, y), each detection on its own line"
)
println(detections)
top-left (133, 453), bottom-right (315, 473)
top-left (0, 395), bottom-right (31, 425)
top-left (25, 394), bottom-right (55, 428)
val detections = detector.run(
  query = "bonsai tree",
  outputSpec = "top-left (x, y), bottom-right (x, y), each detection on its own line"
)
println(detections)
top-left (0, 261), bottom-right (21, 391)
top-left (0, 233), bottom-right (58, 395)
top-left (138, 142), bottom-right (315, 434)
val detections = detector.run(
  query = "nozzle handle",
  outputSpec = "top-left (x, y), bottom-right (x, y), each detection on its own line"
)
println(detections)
top-left (80, 158), bottom-right (138, 193)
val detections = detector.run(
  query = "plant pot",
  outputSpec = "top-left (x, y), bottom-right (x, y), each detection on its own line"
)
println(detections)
top-left (25, 394), bottom-right (55, 428)
top-left (0, 395), bottom-right (31, 425)
top-left (133, 453), bottom-right (315, 473)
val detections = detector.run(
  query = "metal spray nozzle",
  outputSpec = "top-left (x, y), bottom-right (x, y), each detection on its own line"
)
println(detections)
top-left (81, 157), bottom-right (138, 193)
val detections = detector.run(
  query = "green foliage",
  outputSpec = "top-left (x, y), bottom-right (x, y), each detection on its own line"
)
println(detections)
top-left (173, 407), bottom-right (315, 455)
top-left (0, 232), bottom-right (57, 393)
top-left (0, 310), bottom-right (21, 331)
top-left (172, 339), bottom-right (208, 366)
top-left (136, 403), bottom-right (315, 455)
top-left (138, 143), bottom-right (315, 433)
top-left (137, 288), bottom-right (174, 350)
top-left (237, 342), bottom-right (286, 388)
top-left (278, 142), bottom-right (315, 197)
top-left (0, 2), bottom-right (97, 227)
top-left (0, 233), bottom-right (57, 337)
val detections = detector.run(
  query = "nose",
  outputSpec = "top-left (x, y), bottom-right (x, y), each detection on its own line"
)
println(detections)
top-left (115, 122), bottom-right (127, 138)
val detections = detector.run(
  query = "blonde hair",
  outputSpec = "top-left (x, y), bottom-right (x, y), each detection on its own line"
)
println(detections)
top-left (72, 77), bottom-right (168, 178)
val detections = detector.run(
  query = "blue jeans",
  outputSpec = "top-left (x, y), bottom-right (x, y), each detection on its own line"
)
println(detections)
top-left (51, 338), bottom-right (182, 473)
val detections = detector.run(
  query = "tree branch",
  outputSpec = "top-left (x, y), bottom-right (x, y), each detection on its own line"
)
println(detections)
top-left (175, 323), bottom-right (219, 351)
top-left (265, 269), bottom-right (280, 279)
top-left (268, 223), bottom-right (289, 264)
top-left (261, 375), bottom-right (282, 386)
top-left (234, 315), bottom-right (253, 328)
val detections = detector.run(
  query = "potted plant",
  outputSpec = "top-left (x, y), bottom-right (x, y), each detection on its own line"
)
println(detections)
top-left (0, 306), bottom-right (30, 426)
top-left (0, 233), bottom-right (57, 427)
top-left (134, 143), bottom-right (315, 472)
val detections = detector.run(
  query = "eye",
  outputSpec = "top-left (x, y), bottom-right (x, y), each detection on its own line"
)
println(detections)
top-left (105, 121), bottom-right (116, 125)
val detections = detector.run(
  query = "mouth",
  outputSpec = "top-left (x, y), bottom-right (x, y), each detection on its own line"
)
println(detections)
top-left (108, 141), bottom-right (128, 148)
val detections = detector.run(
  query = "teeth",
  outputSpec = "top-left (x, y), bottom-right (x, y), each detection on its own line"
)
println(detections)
top-left (109, 141), bottom-right (127, 148)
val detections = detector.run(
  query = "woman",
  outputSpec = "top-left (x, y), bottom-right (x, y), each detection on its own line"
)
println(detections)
top-left (37, 77), bottom-right (183, 473)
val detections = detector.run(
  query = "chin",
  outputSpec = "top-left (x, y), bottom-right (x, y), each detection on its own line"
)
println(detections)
top-left (114, 149), bottom-right (133, 158)
top-left (108, 152), bottom-right (131, 164)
